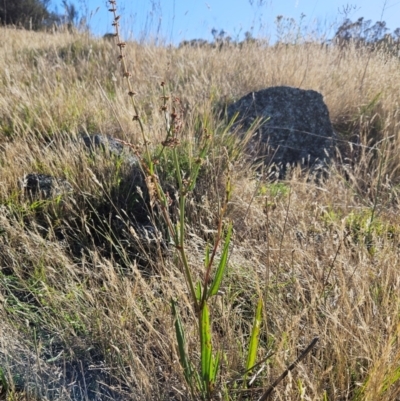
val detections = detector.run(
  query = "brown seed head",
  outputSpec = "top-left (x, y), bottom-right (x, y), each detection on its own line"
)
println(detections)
top-left (161, 138), bottom-right (180, 148)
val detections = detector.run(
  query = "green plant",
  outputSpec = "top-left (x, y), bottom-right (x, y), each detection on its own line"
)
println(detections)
top-left (0, 367), bottom-right (9, 394)
top-left (107, 2), bottom-right (266, 399)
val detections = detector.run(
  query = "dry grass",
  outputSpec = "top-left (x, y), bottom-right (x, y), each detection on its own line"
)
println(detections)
top-left (1, 24), bottom-right (400, 401)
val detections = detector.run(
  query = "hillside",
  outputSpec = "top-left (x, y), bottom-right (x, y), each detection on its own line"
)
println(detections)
top-left (1, 25), bottom-right (400, 401)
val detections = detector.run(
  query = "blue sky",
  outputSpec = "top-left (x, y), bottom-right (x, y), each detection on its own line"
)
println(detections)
top-left (50, 0), bottom-right (400, 43)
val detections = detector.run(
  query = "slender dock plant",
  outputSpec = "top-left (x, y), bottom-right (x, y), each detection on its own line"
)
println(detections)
top-left (106, 2), bottom-right (265, 399)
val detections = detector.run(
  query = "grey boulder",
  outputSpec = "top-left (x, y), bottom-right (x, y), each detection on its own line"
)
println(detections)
top-left (22, 173), bottom-right (73, 199)
top-left (227, 86), bottom-right (336, 176)
top-left (81, 133), bottom-right (139, 167)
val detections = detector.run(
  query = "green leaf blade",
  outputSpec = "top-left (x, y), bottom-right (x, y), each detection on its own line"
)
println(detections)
top-left (200, 302), bottom-right (212, 384)
top-left (171, 299), bottom-right (192, 385)
top-left (246, 297), bottom-right (263, 372)
top-left (208, 223), bottom-right (232, 298)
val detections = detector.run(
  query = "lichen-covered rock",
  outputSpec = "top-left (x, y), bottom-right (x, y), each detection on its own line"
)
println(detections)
top-left (79, 133), bottom-right (168, 263)
top-left (81, 133), bottom-right (139, 166)
top-left (22, 173), bottom-right (73, 199)
top-left (227, 86), bottom-right (336, 176)
top-left (127, 222), bottom-right (168, 255)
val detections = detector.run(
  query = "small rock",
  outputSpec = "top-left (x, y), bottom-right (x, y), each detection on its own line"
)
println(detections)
top-left (81, 133), bottom-right (139, 166)
top-left (130, 223), bottom-right (168, 253)
top-left (22, 173), bottom-right (73, 199)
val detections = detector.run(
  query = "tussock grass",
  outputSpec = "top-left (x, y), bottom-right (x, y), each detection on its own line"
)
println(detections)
top-left (1, 22), bottom-right (400, 401)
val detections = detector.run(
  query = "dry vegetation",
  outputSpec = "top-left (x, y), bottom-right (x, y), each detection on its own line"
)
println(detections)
top-left (1, 22), bottom-right (400, 401)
